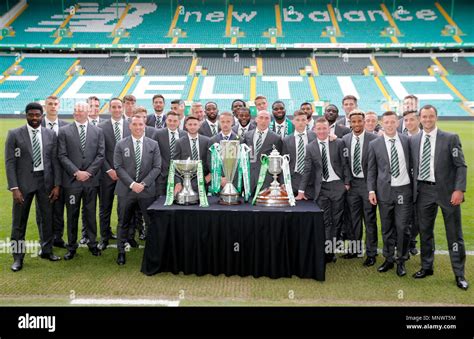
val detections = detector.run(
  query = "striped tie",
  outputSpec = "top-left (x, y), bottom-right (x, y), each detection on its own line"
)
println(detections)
top-left (389, 139), bottom-right (400, 178)
top-left (155, 116), bottom-right (162, 129)
top-left (191, 138), bottom-right (198, 160)
top-left (114, 121), bottom-right (121, 142)
top-left (320, 141), bottom-right (329, 180)
top-left (240, 127), bottom-right (245, 137)
top-left (135, 139), bottom-right (141, 181)
top-left (403, 127), bottom-right (408, 135)
top-left (276, 125), bottom-right (283, 136)
top-left (420, 134), bottom-right (431, 180)
top-left (224, 135), bottom-right (229, 141)
top-left (353, 136), bottom-right (361, 176)
top-left (91, 119), bottom-right (97, 126)
top-left (255, 131), bottom-right (263, 154)
top-left (32, 129), bottom-right (42, 168)
top-left (79, 125), bottom-right (86, 152)
top-left (296, 133), bottom-right (305, 174)
top-left (211, 124), bottom-right (217, 136)
top-left (170, 131), bottom-right (176, 158)
top-left (48, 122), bottom-right (55, 130)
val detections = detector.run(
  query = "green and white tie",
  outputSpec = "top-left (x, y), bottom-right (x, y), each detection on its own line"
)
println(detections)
top-left (420, 134), bottom-right (431, 180)
top-left (170, 131), bottom-right (176, 159)
top-left (191, 138), bottom-right (199, 160)
top-left (276, 125), bottom-right (283, 137)
top-left (255, 131), bottom-right (263, 154)
top-left (79, 125), bottom-right (86, 152)
top-left (389, 139), bottom-right (400, 178)
top-left (32, 129), bottom-right (42, 168)
top-left (296, 133), bottom-right (305, 174)
top-left (353, 136), bottom-right (361, 176)
top-left (211, 124), bottom-right (217, 136)
top-left (114, 121), bottom-right (121, 142)
top-left (135, 140), bottom-right (141, 181)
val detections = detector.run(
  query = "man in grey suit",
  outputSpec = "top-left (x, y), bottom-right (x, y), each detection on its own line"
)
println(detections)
top-left (38, 95), bottom-right (69, 248)
top-left (173, 116), bottom-right (211, 195)
top-left (58, 102), bottom-right (105, 260)
top-left (155, 111), bottom-right (186, 196)
top-left (146, 94), bottom-right (166, 129)
top-left (337, 95), bottom-right (358, 129)
top-left (198, 102), bottom-right (220, 138)
top-left (342, 110), bottom-right (379, 265)
top-left (96, 98), bottom-right (130, 250)
top-left (114, 116), bottom-right (161, 265)
top-left (5, 103), bottom-right (62, 271)
top-left (296, 117), bottom-right (351, 263)
top-left (87, 96), bottom-right (106, 126)
top-left (367, 111), bottom-right (412, 277)
top-left (411, 105), bottom-right (468, 290)
top-left (240, 110), bottom-right (282, 194)
top-left (232, 107), bottom-right (255, 138)
top-left (282, 110), bottom-right (316, 199)
top-left (397, 94), bottom-right (418, 134)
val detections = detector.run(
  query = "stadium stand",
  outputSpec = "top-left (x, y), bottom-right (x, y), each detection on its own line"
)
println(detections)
top-left (262, 57), bottom-right (308, 75)
top-left (317, 56), bottom-right (369, 75)
top-left (138, 57), bottom-right (193, 75)
top-left (376, 57), bottom-right (434, 76)
top-left (199, 57), bottom-right (255, 75)
top-left (78, 57), bottom-right (132, 76)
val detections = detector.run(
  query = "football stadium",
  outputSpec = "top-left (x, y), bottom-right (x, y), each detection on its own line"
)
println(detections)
top-left (0, 0), bottom-right (473, 328)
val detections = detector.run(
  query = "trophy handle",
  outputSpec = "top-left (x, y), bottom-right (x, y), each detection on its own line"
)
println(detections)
top-left (282, 154), bottom-right (290, 163)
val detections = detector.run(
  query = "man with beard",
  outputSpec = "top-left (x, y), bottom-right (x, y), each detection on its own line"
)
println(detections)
top-left (199, 102), bottom-right (220, 137)
top-left (300, 102), bottom-right (315, 131)
top-left (147, 94), bottom-right (166, 129)
top-left (337, 95), bottom-right (358, 128)
top-left (171, 99), bottom-right (186, 130)
top-left (231, 99), bottom-right (246, 125)
top-left (324, 104), bottom-right (350, 138)
top-left (270, 101), bottom-right (294, 139)
top-left (87, 96), bottom-right (105, 126)
top-left (232, 107), bottom-right (255, 137)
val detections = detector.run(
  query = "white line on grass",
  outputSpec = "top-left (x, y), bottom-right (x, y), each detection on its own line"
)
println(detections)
top-left (70, 298), bottom-right (180, 306)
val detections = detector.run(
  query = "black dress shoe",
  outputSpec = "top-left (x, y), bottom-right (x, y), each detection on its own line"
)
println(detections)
top-left (110, 232), bottom-right (117, 240)
top-left (363, 256), bottom-right (376, 267)
top-left (89, 247), bottom-right (102, 256)
top-left (116, 253), bottom-right (126, 265)
top-left (455, 276), bottom-right (469, 290)
top-left (11, 258), bottom-right (23, 272)
top-left (397, 262), bottom-right (406, 277)
top-left (377, 260), bottom-right (394, 272)
top-left (79, 237), bottom-right (89, 245)
top-left (64, 251), bottom-right (76, 261)
top-left (98, 240), bottom-right (109, 251)
top-left (409, 247), bottom-right (418, 256)
top-left (139, 230), bottom-right (146, 241)
top-left (128, 239), bottom-right (139, 248)
top-left (325, 254), bottom-right (337, 263)
top-left (412, 268), bottom-right (434, 279)
top-left (53, 240), bottom-right (66, 248)
top-left (40, 253), bottom-right (61, 261)
top-left (342, 253), bottom-right (358, 259)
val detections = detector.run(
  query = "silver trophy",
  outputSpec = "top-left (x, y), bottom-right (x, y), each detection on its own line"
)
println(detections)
top-left (256, 147), bottom-right (291, 207)
top-left (174, 159), bottom-right (199, 205)
top-left (219, 140), bottom-right (241, 205)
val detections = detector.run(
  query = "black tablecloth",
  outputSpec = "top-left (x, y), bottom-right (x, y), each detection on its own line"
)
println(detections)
top-left (141, 196), bottom-right (326, 281)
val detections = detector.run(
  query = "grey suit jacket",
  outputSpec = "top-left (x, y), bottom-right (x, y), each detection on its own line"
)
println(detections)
top-left (282, 131), bottom-right (316, 192)
top-left (240, 129), bottom-right (282, 191)
top-left (156, 128), bottom-right (187, 184)
top-left (5, 125), bottom-right (61, 193)
top-left (174, 134), bottom-right (211, 176)
top-left (367, 133), bottom-right (412, 202)
top-left (146, 114), bottom-right (167, 128)
top-left (410, 129), bottom-right (467, 203)
top-left (41, 118), bottom-right (69, 129)
top-left (98, 119), bottom-right (131, 173)
top-left (342, 131), bottom-right (379, 181)
top-left (114, 136), bottom-right (161, 198)
top-left (58, 122), bottom-right (105, 188)
top-left (300, 138), bottom-right (351, 200)
top-left (232, 122), bottom-right (255, 136)
top-left (198, 120), bottom-right (220, 138)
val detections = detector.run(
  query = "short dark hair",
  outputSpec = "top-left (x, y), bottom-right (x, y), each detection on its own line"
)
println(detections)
top-left (205, 101), bottom-right (218, 109)
top-left (25, 102), bottom-right (43, 114)
top-left (402, 110), bottom-right (418, 117)
top-left (166, 111), bottom-right (179, 118)
top-left (123, 94), bottom-right (136, 102)
top-left (231, 99), bottom-right (246, 108)
top-left (152, 94), bottom-right (165, 103)
top-left (325, 104), bottom-right (339, 113)
top-left (300, 102), bottom-right (312, 108)
top-left (404, 94), bottom-right (418, 101)
top-left (87, 96), bottom-right (100, 103)
top-left (185, 115), bottom-right (199, 124)
top-left (419, 104), bottom-right (438, 116)
top-left (315, 117), bottom-right (329, 124)
top-left (238, 107), bottom-right (250, 114)
top-left (342, 95), bottom-right (358, 104)
top-left (109, 97), bottom-right (123, 104)
top-left (272, 100), bottom-right (285, 109)
top-left (382, 111), bottom-right (398, 118)
top-left (171, 99), bottom-right (184, 105)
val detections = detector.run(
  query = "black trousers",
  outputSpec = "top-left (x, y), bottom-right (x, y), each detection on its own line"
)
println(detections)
top-left (64, 186), bottom-right (99, 251)
top-left (317, 180), bottom-right (346, 254)
top-left (346, 178), bottom-right (378, 257)
top-left (36, 188), bottom-right (65, 242)
top-left (12, 174), bottom-right (54, 258)
top-left (117, 194), bottom-right (155, 253)
top-left (378, 184), bottom-right (412, 263)
top-left (417, 182), bottom-right (465, 276)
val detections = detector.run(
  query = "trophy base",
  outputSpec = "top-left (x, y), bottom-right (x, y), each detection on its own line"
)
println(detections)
top-left (255, 187), bottom-right (290, 207)
top-left (219, 193), bottom-right (241, 205)
top-left (175, 194), bottom-right (199, 205)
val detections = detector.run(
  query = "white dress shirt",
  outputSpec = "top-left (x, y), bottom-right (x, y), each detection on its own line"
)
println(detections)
top-left (188, 133), bottom-right (200, 158)
top-left (168, 128), bottom-right (180, 143)
top-left (111, 117), bottom-right (124, 139)
top-left (351, 131), bottom-right (365, 178)
top-left (75, 120), bottom-right (88, 140)
top-left (207, 120), bottom-right (219, 135)
top-left (384, 134), bottom-right (410, 187)
top-left (44, 116), bottom-right (60, 135)
top-left (27, 124), bottom-right (44, 171)
top-left (274, 120), bottom-right (287, 138)
top-left (293, 130), bottom-right (308, 173)
top-left (317, 138), bottom-right (340, 182)
top-left (237, 123), bottom-right (251, 136)
top-left (417, 127), bottom-right (437, 183)
top-left (221, 131), bottom-right (232, 140)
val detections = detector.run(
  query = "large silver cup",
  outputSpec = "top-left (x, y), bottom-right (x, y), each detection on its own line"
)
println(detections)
top-left (256, 147), bottom-right (291, 207)
top-left (174, 159), bottom-right (199, 205)
top-left (219, 140), bottom-right (241, 205)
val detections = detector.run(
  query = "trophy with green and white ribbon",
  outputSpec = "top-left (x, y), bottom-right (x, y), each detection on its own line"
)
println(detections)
top-left (219, 140), bottom-right (241, 205)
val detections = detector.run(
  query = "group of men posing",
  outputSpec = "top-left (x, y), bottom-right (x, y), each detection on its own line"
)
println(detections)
top-left (5, 93), bottom-right (468, 290)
